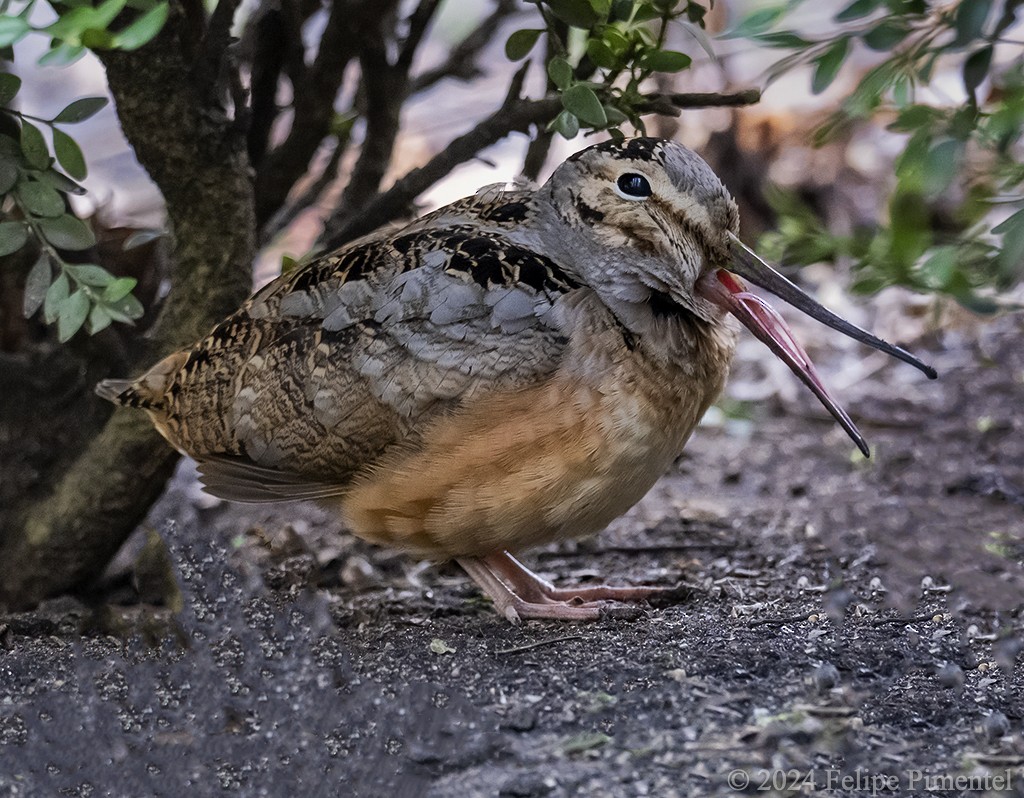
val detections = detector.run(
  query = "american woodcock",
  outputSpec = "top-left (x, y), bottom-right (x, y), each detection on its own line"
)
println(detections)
top-left (98, 137), bottom-right (936, 622)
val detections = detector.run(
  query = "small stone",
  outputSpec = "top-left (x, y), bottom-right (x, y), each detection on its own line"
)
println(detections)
top-left (981, 711), bottom-right (1011, 742)
top-left (499, 773), bottom-right (553, 797)
top-left (936, 663), bottom-right (964, 689)
top-left (812, 663), bottom-right (840, 693)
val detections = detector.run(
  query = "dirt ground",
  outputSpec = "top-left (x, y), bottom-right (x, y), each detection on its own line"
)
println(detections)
top-left (1, 309), bottom-right (1023, 798)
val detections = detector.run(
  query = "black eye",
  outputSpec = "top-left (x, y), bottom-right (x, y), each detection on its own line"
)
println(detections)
top-left (616, 173), bottom-right (652, 199)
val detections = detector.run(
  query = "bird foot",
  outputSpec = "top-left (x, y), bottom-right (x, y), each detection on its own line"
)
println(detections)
top-left (456, 551), bottom-right (692, 622)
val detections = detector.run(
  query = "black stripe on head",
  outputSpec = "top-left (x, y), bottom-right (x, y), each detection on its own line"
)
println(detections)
top-left (569, 137), bottom-right (668, 164)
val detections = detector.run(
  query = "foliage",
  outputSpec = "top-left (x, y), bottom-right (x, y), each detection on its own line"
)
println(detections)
top-left (0, 0), bottom-right (166, 341)
top-left (0, 0), bottom-right (168, 66)
top-left (735, 0), bottom-right (1024, 311)
top-left (505, 0), bottom-right (711, 139)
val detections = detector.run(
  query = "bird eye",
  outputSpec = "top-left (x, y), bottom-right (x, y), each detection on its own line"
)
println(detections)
top-left (615, 173), bottom-right (652, 200)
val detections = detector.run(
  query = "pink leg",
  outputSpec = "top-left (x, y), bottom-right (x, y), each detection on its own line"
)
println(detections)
top-left (487, 551), bottom-right (686, 603)
top-left (456, 551), bottom-right (690, 623)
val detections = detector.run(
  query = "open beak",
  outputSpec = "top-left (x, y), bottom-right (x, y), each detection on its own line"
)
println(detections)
top-left (695, 233), bottom-right (937, 458)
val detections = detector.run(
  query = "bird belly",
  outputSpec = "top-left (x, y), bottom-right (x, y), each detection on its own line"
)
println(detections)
top-left (338, 366), bottom-right (716, 559)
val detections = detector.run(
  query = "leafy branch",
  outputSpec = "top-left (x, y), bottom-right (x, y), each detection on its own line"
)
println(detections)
top-left (0, 73), bottom-right (144, 341)
top-left (0, 0), bottom-right (168, 66)
top-left (506, 0), bottom-right (712, 139)
top-left (735, 0), bottom-right (1024, 311)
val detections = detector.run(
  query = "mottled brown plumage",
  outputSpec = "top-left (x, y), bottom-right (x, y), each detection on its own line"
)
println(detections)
top-left (99, 138), bottom-right (934, 621)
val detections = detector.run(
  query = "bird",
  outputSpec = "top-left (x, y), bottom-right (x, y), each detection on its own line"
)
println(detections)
top-left (97, 137), bottom-right (936, 622)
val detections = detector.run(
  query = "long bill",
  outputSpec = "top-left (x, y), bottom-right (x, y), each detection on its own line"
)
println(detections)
top-left (695, 235), bottom-right (938, 458)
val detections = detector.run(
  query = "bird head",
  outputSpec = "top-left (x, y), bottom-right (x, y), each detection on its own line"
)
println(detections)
top-left (541, 137), bottom-right (937, 456)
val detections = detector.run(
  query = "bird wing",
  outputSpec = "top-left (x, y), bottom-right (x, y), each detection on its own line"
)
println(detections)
top-left (193, 215), bottom-right (579, 502)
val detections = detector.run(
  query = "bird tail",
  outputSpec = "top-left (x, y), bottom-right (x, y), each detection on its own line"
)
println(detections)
top-left (95, 378), bottom-right (141, 406)
top-left (95, 351), bottom-right (187, 410)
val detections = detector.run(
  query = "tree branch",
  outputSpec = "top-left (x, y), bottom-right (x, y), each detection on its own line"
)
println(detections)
top-left (246, 7), bottom-right (290, 166)
top-left (197, 0), bottom-right (244, 102)
top-left (322, 86), bottom-right (761, 249)
top-left (397, 0), bottom-right (442, 73)
top-left (254, 0), bottom-right (375, 228)
top-left (0, 1), bottom-right (256, 609)
top-left (322, 0), bottom-right (433, 242)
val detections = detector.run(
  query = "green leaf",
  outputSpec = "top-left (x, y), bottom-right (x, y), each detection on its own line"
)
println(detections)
top-left (53, 97), bottom-right (109, 124)
top-left (20, 121), bottom-right (50, 170)
top-left (586, 38), bottom-right (618, 69)
top-left (17, 181), bottom-right (65, 217)
top-left (547, 56), bottom-right (573, 90)
top-left (922, 138), bottom-right (963, 197)
top-left (105, 291), bottom-right (144, 321)
top-left (835, 0), bottom-right (879, 21)
top-left (81, 27), bottom-right (116, 48)
top-left (811, 38), bottom-right (849, 94)
top-left (680, 19), bottom-right (717, 61)
top-left (102, 276), bottom-right (137, 302)
top-left (44, 272), bottom-right (69, 323)
top-left (111, 1), bottom-right (168, 50)
top-left (87, 302), bottom-right (113, 334)
top-left (888, 104), bottom-right (940, 133)
top-left (43, 0), bottom-right (127, 44)
top-left (562, 731), bottom-right (611, 754)
top-left (562, 84), bottom-right (607, 127)
top-left (0, 220), bottom-right (27, 256)
top-left (23, 254), bottom-right (53, 317)
top-left (505, 28), bottom-right (542, 60)
top-left (722, 6), bottom-right (787, 39)
top-left (753, 30), bottom-right (813, 48)
top-left (53, 128), bottom-right (87, 179)
top-left (918, 246), bottom-right (957, 290)
top-left (639, 49), bottom-right (692, 72)
top-left (0, 72), bottom-right (21, 105)
top-left (39, 213), bottom-right (96, 250)
top-left (603, 104), bottom-right (628, 125)
top-left (546, 0), bottom-right (601, 28)
top-left (0, 15), bottom-right (30, 47)
top-left (0, 134), bottom-right (19, 157)
top-left (953, 0), bottom-right (991, 46)
top-left (994, 209), bottom-right (1024, 282)
top-left (58, 288), bottom-right (90, 342)
top-left (39, 168), bottom-right (87, 196)
top-left (0, 157), bottom-right (18, 194)
top-left (548, 109), bottom-right (580, 139)
top-left (862, 20), bottom-right (908, 50)
top-left (67, 263), bottom-right (114, 287)
top-left (38, 43), bottom-right (87, 67)
top-left (963, 45), bottom-right (993, 97)
top-left (601, 27), bottom-right (629, 55)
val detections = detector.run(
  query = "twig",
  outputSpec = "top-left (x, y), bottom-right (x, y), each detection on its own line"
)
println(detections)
top-left (638, 89), bottom-right (762, 116)
top-left (410, 0), bottom-right (519, 93)
top-left (496, 634), bottom-right (584, 655)
top-left (592, 542), bottom-right (733, 554)
top-left (260, 135), bottom-right (348, 245)
top-left (748, 613), bottom-right (818, 627)
top-left (246, 8), bottom-right (289, 166)
top-left (328, 1), bottom-right (442, 236)
top-left (397, 0), bottom-right (443, 73)
top-left (197, 0), bottom-right (244, 101)
top-left (870, 613), bottom-right (942, 627)
top-left (323, 79), bottom-right (557, 248)
top-left (255, 0), bottom-right (384, 227)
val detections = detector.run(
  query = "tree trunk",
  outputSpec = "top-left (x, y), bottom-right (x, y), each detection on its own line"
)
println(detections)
top-left (0, 3), bottom-right (255, 609)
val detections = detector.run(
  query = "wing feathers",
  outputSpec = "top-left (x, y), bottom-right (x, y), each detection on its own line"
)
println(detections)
top-left (196, 456), bottom-right (347, 503)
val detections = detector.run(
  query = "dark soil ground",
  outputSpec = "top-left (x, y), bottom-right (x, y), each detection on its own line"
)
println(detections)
top-left (2, 312), bottom-right (1023, 798)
